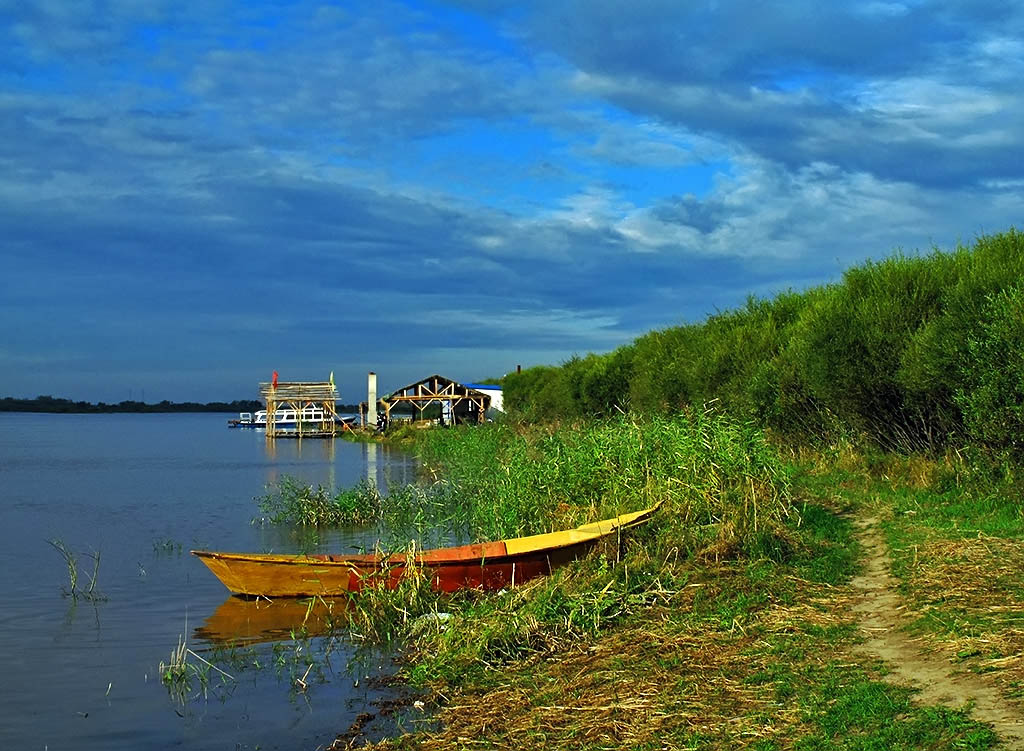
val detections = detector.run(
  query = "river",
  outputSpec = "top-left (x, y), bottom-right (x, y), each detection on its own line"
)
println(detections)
top-left (0, 412), bottom-right (419, 750)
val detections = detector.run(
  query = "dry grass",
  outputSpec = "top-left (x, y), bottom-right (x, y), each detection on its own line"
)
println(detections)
top-left (363, 566), bottom-right (866, 751)
top-left (900, 535), bottom-right (1024, 693)
top-left (420, 629), bottom-right (771, 749)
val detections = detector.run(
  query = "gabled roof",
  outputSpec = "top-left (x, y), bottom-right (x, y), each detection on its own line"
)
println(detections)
top-left (385, 374), bottom-right (489, 398)
top-left (383, 374), bottom-right (491, 408)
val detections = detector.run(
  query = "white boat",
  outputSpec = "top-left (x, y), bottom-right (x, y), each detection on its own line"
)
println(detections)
top-left (229, 407), bottom-right (331, 429)
top-left (255, 407), bottom-right (328, 426)
top-left (227, 412), bottom-right (256, 428)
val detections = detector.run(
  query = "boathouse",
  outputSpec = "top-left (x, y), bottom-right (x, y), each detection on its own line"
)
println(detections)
top-left (371, 374), bottom-right (492, 426)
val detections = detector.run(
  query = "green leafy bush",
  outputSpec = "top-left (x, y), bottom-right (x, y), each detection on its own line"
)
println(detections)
top-left (500, 228), bottom-right (1024, 455)
top-left (955, 285), bottom-right (1024, 458)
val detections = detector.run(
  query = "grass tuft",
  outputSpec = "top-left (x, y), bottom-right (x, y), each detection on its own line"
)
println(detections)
top-left (46, 538), bottom-right (106, 601)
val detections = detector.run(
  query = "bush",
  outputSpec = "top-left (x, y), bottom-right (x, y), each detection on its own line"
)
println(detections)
top-left (955, 285), bottom-right (1024, 458)
top-left (500, 228), bottom-right (1024, 455)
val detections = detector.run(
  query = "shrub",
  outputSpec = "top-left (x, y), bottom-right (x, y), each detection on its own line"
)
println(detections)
top-left (955, 285), bottom-right (1024, 458)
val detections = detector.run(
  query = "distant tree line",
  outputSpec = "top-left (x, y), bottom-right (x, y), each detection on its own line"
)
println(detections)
top-left (502, 229), bottom-right (1024, 458)
top-left (0, 396), bottom-right (265, 414)
top-left (0, 396), bottom-right (363, 414)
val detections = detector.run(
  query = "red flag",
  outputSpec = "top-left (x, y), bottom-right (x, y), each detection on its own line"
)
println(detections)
top-left (272, 371), bottom-right (278, 389)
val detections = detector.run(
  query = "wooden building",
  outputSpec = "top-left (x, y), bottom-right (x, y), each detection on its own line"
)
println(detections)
top-left (375, 374), bottom-right (491, 427)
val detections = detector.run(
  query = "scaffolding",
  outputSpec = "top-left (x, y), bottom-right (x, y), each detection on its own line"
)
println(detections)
top-left (258, 381), bottom-right (348, 438)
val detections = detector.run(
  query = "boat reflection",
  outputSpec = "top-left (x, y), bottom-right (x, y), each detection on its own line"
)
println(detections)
top-left (194, 595), bottom-right (350, 645)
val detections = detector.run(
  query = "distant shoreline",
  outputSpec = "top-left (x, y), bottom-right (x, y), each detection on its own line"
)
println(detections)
top-left (0, 396), bottom-right (359, 414)
top-left (0, 396), bottom-right (263, 414)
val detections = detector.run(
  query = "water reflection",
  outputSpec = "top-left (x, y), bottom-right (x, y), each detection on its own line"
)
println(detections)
top-left (194, 596), bottom-right (349, 645)
top-left (259, 437), bottom-right (416, 494)
top-left (366, 441), bottom-right (378, 490)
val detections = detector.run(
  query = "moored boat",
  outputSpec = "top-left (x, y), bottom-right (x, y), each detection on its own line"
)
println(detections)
top-left (227, 407), bottom-right (347, 430)
top-left (227, 412), bottom-right (256, 428)
top-left (191, 504), bottom-right (659, 596)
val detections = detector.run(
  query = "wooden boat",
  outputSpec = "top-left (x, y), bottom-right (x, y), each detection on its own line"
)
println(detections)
top-left (191, 504), bottom-right (659, 597)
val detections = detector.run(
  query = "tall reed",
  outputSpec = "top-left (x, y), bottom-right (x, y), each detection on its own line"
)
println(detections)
top-left (411, 411), bottom-right (794, 558)
top-left (255, 476), bottom-right (381, 526)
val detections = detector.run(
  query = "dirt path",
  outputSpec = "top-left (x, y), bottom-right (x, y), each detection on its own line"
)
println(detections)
top-left (851, 516), bottom-right (1024, 749)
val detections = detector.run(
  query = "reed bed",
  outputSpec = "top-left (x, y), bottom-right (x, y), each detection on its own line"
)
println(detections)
top-left (257, 411), bottom-right (796, 558)
top-left (256, 476), bottom-right (381, 526)
top-left (412, 411), bottom-right (796, 560)
top-left (248, 412), bottom-right (803, 695)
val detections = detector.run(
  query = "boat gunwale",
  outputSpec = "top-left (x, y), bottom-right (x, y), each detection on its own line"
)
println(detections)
top-left (191, 503), bottom-right (659, 569)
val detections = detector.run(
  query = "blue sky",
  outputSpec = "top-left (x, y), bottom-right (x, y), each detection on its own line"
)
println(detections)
top-left (2, 0), bottom-right (1022, 403)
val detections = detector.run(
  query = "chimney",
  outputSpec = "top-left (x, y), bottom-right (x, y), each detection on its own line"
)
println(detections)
top-left (367, 372), bottom-right (377, 427)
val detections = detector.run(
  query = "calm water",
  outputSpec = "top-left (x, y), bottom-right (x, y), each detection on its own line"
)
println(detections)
top-left (0, 413), bottom-right (420, 750)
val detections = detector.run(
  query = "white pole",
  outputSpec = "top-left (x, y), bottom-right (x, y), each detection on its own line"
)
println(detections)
top-left (368, 372), bottom-right (377, 428)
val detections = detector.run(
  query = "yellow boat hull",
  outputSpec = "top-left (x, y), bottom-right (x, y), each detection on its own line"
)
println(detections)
top-left (192, 504), bottom-right (658, 597)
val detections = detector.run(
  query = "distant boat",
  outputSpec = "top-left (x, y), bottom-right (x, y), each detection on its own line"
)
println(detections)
top-left (192, 504), bottom-right (659, 596)
top-left (227, 412), bottom-right (256, 428)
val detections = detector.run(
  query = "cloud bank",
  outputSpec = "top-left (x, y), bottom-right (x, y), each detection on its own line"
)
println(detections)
top-left (1, 1), bottom-right (1020, 401)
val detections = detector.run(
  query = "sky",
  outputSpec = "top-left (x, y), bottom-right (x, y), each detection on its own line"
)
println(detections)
top-left (2, 1), bottom-right (1022, 404)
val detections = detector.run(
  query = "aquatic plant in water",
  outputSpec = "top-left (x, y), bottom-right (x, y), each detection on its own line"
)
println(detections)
top-left (46, 539), bottom-right (106, 601)
top-left (159, 622), bottom-right (235, 704)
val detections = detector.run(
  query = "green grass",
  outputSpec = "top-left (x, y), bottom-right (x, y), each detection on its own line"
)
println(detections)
top-left (411, 412), bottom-right (796, 555)
top-left (255, 475), bottom-right (382, 526)
top-left (374, 538), bottom-right (996, 750)
top-left (787, 448), bottom-right (1024, 688)
top-left (353, 429), bottom-right (1014, 750)
top-left (796, 669), bottom-right (996, 750)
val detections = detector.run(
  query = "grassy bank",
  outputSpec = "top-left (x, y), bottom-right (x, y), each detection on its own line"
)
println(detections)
top-left (300, 418), bottom-right (1015, 750)
top-left (315, 232), bottom-right (1024, 748)
top-left (796, 449), bottom-right (1024, 705)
